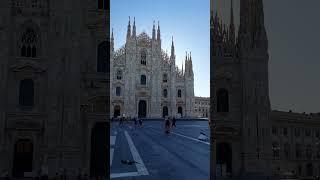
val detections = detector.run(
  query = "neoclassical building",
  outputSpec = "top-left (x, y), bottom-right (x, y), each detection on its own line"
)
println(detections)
top-left (194, 96), bottom-right (210, 118)
top-left (110, 18), bottom-right (195, 118)
top-left (0, 0), bottom-right (110, 178)
top-left (211, 0), bottom-right (320, 179)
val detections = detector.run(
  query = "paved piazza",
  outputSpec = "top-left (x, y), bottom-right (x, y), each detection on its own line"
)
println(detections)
top-left (109, 120), bottom-right (210, 180)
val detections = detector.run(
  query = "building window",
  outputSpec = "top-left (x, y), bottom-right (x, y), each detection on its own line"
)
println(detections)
top-left (163, 89), bottom-right (167, 98)
top-left (306, 163), bottom-right (313, 177)
top-left (98, 0), bottom-right (108, 10)
top-left (116, 70), bottom-right (122, 80)
top-left (295, 128), bottom-right (300, 137)
top-left (141, 50), bottom-right (147, 65)
top-left (19, 79), bottom-right (34, 107)
top-left (216, 88), bottom-right (229, 112)
top-left (140, 75), bottom-right (146, 85)
top-left (284, 143), bottom-right (290, 159)
top-left (163, 74), bottom-right (167, 83)
top-left (177, 89), bottom-right (182, 98)
top-left (272, 142), bottom-right (280, 159)
top-left (116, 87), bottom-right (121, 96)
top-left (306, 144), bottom-right (312, 159)
top-left (298, 165), bottom-right (302, 176)
top-left (21, 28), bottom-right (38, 58)
top-left (316, 130), bottom-right (320, 138)
top-left (296, 144), bottom-right (302, 159)
top-left (283, 128), bottom-right (288, 136)
top-left (316, 144), bottom-right (320, 159)
top-left (272, 126), bottom-right (278, 136)
top-left (97, 41), bottom-right (109, 73)
top-left (306, 129), bottom-right (311, 137)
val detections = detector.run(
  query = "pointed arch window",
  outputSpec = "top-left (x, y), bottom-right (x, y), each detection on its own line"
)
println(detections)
top-left (163, 74), bottom-right (168, 83)
top-left (163, 89), bottom-right (168, 98)
top-left (177, 89), bottom-right (182, 98)
top-left (20, 28), bottom-right (38, 58)
top-left (141, 50), bottom-right (147, 65)
top-left (140, 75), bottom-right (146, 85)
top-left (217, 88), bottom-right (229, 112)
top-left (116, 70), bottom-right (122, 80)
top-left (116, 87), bottom-right (121, 96)
top-left (19, 79), bottom-right (34, 107)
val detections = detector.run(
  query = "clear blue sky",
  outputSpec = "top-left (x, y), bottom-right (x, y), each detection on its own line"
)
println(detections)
top-left (111, 0), bottom-right (210, 97)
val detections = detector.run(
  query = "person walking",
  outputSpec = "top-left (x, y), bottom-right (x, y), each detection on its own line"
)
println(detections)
top-left (172, 117), bottom-right (176, 128)
top-left (164, 117), bottom-right (171, 134)
top-left (139, 118), bottom-right (143, 127)
top-left (134, 117), bottom-right (138, 129)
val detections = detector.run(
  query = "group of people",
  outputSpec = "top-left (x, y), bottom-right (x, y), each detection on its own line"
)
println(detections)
top-left (164, 116), bottom-right (176, 134)
top-left (112, 115), bottom-right (143, 128)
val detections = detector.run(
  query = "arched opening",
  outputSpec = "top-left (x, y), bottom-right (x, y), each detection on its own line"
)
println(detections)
top-left (163, 89), bottom-right (168, 98)
top-left (162, 106), bottom-right (168, 118)
top-left (116, 70), bottom-right (122, 80)
top-left (140, 50), bottom-right (147, 65)
top-left (163, 74), bottom-right (168, 83)
top-left (97, 41), bottom-right (109, 73)
top-left (217, 88), bottom-right (229, 112)
top-left (12, 139), bottom-right (33, 177)
top-left (140, 75), bottom-right (146, 85)
top-left (114, 105), bottom-right (121, 118)
top-left (216, 142), bottom-right (232, 176)
top-left (306, 163), bottom-right (313, 177)
top-left (178, 106), bottom-right (183, 117)
top-left (19, 79), bottom-right (34, 107)
top-left (20, 28), bottom-right (38, 58)
top-left (90, 122), bottom-right (108, 178)
top-left (138, 100), bottom-right (147, 118)
top-left (177, 89), bottom-right (182, 98)
top-left (116, 87), bottom-right (121, 96)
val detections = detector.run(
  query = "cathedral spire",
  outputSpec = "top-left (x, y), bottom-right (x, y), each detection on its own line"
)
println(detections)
top-left (185, 51), bottom-right (188, 62)
top-left (182, 61), bottom-right (184, 76)
top-left (152, 20), bottom-right (156, 40)
top-left (170, 36), bottom-right (175, 59)
top-left (157, 21), bottom-right (161, 41)
top-left (126, 16), bottom-right (131, 41)
top-left (132, 17), bottom-right (136, 38)
top-left (111, 28), bottom-right (114, 51)
top-left (189, 52), bottom-right (193, 75)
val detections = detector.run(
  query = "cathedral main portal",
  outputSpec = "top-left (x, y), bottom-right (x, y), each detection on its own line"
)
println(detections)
top-left (138, 100), bottom-right (147, 118)
top-left (12, 139), bottom-right (33, 177)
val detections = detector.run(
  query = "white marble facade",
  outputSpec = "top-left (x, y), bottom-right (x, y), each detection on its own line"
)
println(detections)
top-left (110, 18), bottom-right (194, 118)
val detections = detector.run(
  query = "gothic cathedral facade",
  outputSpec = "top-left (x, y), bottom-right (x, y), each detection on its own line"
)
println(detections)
top-left (110, 18), bottom-right (195, 118)
top-left (211, 0), bottom-right (273, 178)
